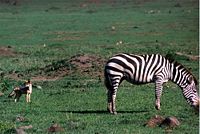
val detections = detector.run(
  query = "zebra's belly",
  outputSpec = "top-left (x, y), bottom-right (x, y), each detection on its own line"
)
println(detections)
top-left (124, 74), bottom-right (154, 85)
top-left (126, 79), bottom-right (153, 85)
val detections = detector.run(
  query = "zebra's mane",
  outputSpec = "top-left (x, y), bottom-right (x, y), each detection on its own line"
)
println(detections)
top-left (165, 55), bottom-right (198, 85)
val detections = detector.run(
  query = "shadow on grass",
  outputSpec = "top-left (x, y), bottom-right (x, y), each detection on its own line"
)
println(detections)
top-left (57, 110), bottom-right (149, 114)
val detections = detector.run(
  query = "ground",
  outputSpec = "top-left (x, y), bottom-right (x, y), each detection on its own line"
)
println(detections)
top-left (0, 0), bottom-right (199, 133)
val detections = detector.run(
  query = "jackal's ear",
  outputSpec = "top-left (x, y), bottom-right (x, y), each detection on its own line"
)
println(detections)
top-left (14, 87), bottom-right (20, 90)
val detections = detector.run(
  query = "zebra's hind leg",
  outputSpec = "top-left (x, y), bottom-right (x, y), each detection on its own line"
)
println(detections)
top-left (105, 74), bottom-right (116, 114)
top-left (105, 70), bottom-right (122, 114)
top-left (107, 90), bottom-right (113, 114)
top-left (107, 89), bottom-right (118, 115)
top-left (111, 89), bottom-right (118, 115)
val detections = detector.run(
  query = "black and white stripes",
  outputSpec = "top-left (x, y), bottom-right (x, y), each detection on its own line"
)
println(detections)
top-left (104, 53), bottom-right (199, 114)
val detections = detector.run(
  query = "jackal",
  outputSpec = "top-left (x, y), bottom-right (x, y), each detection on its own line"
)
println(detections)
top-left (8, 80), bottom-right (32, 102)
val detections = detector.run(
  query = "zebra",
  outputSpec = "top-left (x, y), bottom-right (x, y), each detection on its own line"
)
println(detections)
top-left (104, 53), bottom-right (199, 114)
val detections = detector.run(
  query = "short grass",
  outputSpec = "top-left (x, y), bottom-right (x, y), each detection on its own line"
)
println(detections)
top-left (0, 0), bottom-right (199, 133)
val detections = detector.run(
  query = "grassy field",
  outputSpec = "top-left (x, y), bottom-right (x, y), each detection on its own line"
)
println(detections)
top-left (0, 0), bottom-right (199, 133)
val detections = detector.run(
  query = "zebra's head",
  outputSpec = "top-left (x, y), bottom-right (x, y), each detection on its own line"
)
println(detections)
top-left (182, 75), bottom-right (199, 111)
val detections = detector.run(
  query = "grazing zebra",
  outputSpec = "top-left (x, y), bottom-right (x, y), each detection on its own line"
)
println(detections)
top-left (104, 53), bottom-right (199, 114)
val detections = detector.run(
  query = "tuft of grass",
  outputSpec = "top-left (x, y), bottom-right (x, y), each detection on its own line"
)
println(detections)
top-left (0, 121), bottom-right (15, 133)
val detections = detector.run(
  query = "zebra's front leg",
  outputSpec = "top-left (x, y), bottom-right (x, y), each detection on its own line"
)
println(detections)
top-left (155, 98), bottom-right (161, 110)
top-left (155, 80), bottom-right (164, 110)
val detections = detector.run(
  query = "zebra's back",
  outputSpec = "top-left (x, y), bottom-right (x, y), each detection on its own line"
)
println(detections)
top-left (105, 53), bottom-right (170, 84)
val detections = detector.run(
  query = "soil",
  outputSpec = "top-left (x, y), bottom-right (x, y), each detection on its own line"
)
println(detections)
top-left (69, 54), bottom-right (105, 77)
top-left (0, 46), bottom-right (17, 57)
top-left (175, 52), bottom-right (199, 61)
top-left (6, 54), bottom-right (106, 82)
top-left (145, 115), bottom-right (180, 130)
top-left (144, 115), bottom-right (165, 128)
top-left (160, 116), bottom-right (180, 129)
top-left (47, 123), bottom-right (64, 133)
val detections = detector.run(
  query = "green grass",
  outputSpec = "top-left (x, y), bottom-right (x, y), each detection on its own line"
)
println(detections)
top-left (1, 80), bottom-right (199, 133)
top-left (0, 0), bottom-right (199, 133)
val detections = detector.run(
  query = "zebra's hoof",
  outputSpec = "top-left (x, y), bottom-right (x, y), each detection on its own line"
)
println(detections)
top-left (113, 111), bottom-right (117, 115)
top-left (107, 108), bottom-right (113, 114)
top-left (108, 110), bottom-right (117, 115)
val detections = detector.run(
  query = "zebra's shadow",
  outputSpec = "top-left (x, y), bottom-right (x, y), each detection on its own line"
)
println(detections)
top-left (57, 110), bottom-right (148, 114)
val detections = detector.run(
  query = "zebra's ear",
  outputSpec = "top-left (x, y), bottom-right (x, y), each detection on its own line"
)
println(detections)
top-left (187, 76), bottom-right (193, 84)
top-left (188, 75), bottom-right (198, 85)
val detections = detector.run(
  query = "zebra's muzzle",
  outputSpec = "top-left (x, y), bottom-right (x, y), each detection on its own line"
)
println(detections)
top-left (192, 99), bottom-right (199, 113)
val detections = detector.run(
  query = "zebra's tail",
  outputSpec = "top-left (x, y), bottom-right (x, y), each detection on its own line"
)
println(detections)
top-left (104, 68), bottom-right (112, 90)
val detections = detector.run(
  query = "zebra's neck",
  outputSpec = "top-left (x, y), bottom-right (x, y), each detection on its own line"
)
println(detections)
top-left (170, 62), bottom-right (189, 88)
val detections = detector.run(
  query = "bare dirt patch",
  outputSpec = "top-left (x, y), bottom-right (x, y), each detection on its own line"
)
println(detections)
top-left (69, 54), bottom-right (105, 77)
top-left (0, 46), bottom-right (18, 57)
top-left (175, 52), bottom-right (199, 61)
top-left (0, 0), bottom-right (19, 5)
top-left (144, 115), bottom-right (180, 132)
top-left (7, 54), bottom-right (106, 82)
top-left (47, 123), bottom-right (64, 133)
top-left (41, 54), bottom-right (105, 81)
